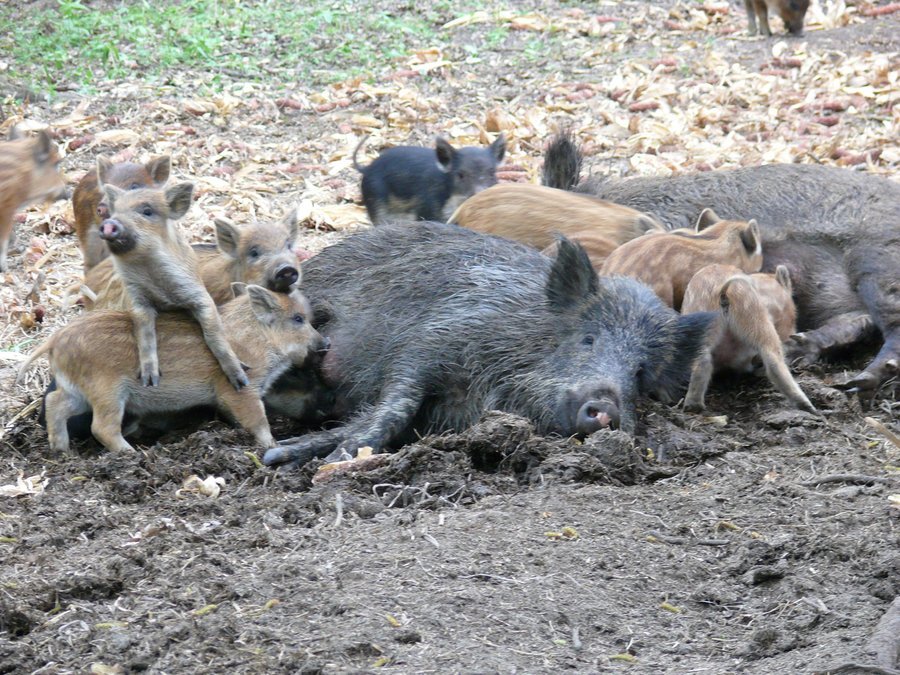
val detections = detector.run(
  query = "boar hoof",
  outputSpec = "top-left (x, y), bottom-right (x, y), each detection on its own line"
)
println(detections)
top-left (324, 446), bottom-right (356, 463)
top-left (683, 400), bottom-right (706, 414)
top-left (838, 370), bottom-right (879, 392)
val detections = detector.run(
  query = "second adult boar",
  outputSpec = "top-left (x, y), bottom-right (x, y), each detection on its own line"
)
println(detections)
top-left (544, 134), bottom-right (900, 391)
top-left (263, 222), bottom-right (714, 469)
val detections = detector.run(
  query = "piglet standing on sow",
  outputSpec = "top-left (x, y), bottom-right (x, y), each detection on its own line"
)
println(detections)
top-left (73, 155), bottom-right (170, 272)
top-left (263, 222), bottom-right (714, 469)
top-left (18, 285), bottom-right (327, 452)
top-left (0, 127), bottom-right (67, 273)
top-left (544, 133), bottom-right (900, 392)
top-left (353, 134), bottom-right (506, 225)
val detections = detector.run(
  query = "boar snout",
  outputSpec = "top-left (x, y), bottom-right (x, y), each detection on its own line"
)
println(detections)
top-left (273, 264), bottom-right (299, 291)
top-left (576, 397), bottom-right (621, 435)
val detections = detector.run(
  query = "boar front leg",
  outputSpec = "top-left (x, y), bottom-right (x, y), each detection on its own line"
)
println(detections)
top-left (192, 301), bottom-right (250, 391)
top-left (131, 304), bottom-right (160, 386)
top-left (744, 0), bottom-right (759, 34)
top-left (786, 311), bottom-right (876, 367)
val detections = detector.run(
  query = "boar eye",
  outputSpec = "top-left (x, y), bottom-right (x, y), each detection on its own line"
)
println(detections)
top-left (292, 314), bottom-right (306, 325)
top-left (140, 205), bottom-right (154, 216)
top-left (248, 246), bottom-right (260, 259)
top-left (456, 170), bottom-right (466, 180)
top-left (581, 335), bottom-right (595, 347)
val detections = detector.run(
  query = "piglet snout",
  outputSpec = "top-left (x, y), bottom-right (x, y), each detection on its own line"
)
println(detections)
top-left (99, 219), bottom-right (122, 240)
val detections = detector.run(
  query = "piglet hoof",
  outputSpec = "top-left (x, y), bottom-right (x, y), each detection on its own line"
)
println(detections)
top-left (139, 368), bottom-right (160, 387)
top-left (683, 400), bottom-right (705, 414)
top-left (227, 368), bottom-right (250, 391)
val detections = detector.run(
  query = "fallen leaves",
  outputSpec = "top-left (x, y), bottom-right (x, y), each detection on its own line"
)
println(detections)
top-left (0, 470), bottom-right (49, 498)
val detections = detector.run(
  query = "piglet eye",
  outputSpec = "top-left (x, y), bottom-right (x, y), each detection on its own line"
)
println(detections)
top-left (130, 182), bottom-right (142, 190)
top-left (456, 170), bottom-right (466, 180)
top-left (292, 314), bottom-right (305, 325)
top-left (582, 335), bottom-right (595, 347)
top-left (141, 205), bottom-right (154, 216)
top-left (248, 247), bottom-right (260, 259)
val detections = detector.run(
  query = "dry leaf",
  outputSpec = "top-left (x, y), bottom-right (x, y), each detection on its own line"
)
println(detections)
top-left (0, 471), bottom-right (49, 498)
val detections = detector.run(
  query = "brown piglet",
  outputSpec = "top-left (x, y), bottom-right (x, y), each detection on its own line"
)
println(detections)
top-left (0, 128), bottom-right (67, 272)
top-left (448, 183), bottom-right (663, 258)
top-left (83, 209), bottom-right (303, 310)
top-left (73, 155), bottom-right (170, 272)
top-left (98, 181), bottom-right (248, 390)
top-left (681, 263), bottom-right (815, 413)
top-left (600, 209), bottom-right (763, 310)
top-left (745, 0), bottom-right (808, 35)
top-left (18, 285), bottom-right (327, 452)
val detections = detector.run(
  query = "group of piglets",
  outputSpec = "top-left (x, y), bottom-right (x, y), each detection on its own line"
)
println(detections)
top-left (6, 115), bottom-right (897, 470)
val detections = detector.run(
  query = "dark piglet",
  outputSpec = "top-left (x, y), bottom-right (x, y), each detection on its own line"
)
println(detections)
top-left (543, 134), bottom-right (900, 391)
top-left (745, 0), bottom-right (808, 36)
top-left (353, 134), bottom-right (506, 225)
top-left (73, 155), bottom-right (170, 272)
top-left (264, 222), bottom-right (714, 468)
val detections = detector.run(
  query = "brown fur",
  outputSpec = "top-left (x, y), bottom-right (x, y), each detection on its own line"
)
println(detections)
top-left (447, 183), bottom-right (663, 252)
top-left (83, 210), bottom-right (302, 310)
top-left (600, 210), bottom-right (764, 310)
top-left (99, 182), bottom-right (248, 391)
top-left (540, 230), bottom-right (619, 272)
top-left (73, 155), bottom-right (170, 272)
top-left (18, 286), bottom-right (326, 452)
top-left (0, 128), bottom-right (66, 272)
top-left (682, 263), bottom-right (815, 413)
top-left (745, 0), bottom-right (808, 35)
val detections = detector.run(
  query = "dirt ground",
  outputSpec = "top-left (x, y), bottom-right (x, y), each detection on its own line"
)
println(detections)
top-left (1, 0), bottom-right (899, 673)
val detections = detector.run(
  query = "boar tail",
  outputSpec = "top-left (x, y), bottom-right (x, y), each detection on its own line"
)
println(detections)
top-left (542, 132), bottom-right (582, 191)
top-left (720, 277), bottom-right (817, 414)
top-left (15, 339), bottom-right (54, 385)
top-left (351, 135), bottom-right (369, 173)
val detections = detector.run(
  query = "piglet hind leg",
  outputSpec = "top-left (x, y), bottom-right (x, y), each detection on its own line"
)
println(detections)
top-left (45, 388), bottom-right (90, 453)
top-left (90, 393), bottom-right (135, 453)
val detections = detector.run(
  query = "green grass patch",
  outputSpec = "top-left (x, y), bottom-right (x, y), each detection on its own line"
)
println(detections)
top-left (0, 0), bottom-right (444, 94)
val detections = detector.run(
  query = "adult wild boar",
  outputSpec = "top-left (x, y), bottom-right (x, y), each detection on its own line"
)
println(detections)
top-left (263, 222), bottom-right (714, 469)
top-left (544, 134), bottom-right (900, 391)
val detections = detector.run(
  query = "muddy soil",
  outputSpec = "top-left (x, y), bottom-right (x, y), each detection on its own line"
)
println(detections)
top-left (1, 1), bottom-right (899, 673)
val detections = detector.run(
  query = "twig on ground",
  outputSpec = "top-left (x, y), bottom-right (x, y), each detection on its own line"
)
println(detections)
top-left (332, 492), bottom-right (344, 528)
top-left (866, 417), bottom-right (900, 451)
top-left (798, 474), bottom-right (895, 487)
top-left (647, 530), bottom-right (730, 546)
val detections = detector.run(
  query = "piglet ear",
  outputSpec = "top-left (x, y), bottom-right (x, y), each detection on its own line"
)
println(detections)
top-left (280, 207), bottom-right (299, 239)
top-left (740, 219), bottom-right (762, 256)
top-left (165, 182), bottom-right (194, 220)
top-left (695, 208), bottom-right (721, 232)
top-left (247, 284), bottom-right (282, 326)
top-left (103, 183), bottom-right (125, 211)
top-left (546, 236), bottom-right (599, 311)
top-left (96, 156), bottom-right (114, 186)
top-left (230, 281), bottom-right (248, 297)
top-left (775, 264), bottom-right (792, 292)
top-left (145, 155), bottom-right (171, 185)
top-left (214, 217), bottom-right (240, 258)
top-left (435, 137), bottom-right (456, 173)
top-left (642, 311), bottom-right (717, 401)
top-left (490, 133), bottom-right (506, 162)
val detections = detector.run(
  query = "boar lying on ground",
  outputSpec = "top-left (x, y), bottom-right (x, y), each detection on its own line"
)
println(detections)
top-left (745, 0), bottom-right (808, 36)
top-left (544, 133), bottom-right (900, 391)
top-left (353, 134), bottom-right (506, 225)
top-left (0, 128), bottom-right (67, 272)
top-left (600, 209), bottom-right (763, 311)
top-left (682, 264), bottom-right (815, 413)
top-left (73, 155), bottom-right (170, 272)
top-left (84, 210), bottom-right (303, 309)
top-left (263, 222), bottom-right (714, 469)
top-left (19, 285), bottom-right (326, 452)
top-left (99, 182), bottom-right (248, 390)
top-left (447, 183), bottom-right (663, 269)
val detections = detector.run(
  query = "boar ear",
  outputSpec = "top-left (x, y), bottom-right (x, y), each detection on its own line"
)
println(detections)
top-left (247, 284), bottom-right (282, 326)
top-left (546, 236), bottom-right (599, 310)
top-left (740, 219), bottom-right (762, 256)
top-left (145, 155), bottom-right (171, 185)
top-left (280, 208), bottom-right (299, 239)
top-left (96, 156), bottom-right (114, 186)
top-left (695, 208), bottom-right (721, 232)
top-left (490, 133), bottom-right (506, 163)
top-left (165, 182), bottom-right (194, 220)
top-left (214, 218), bottom-right (240, 258)
top-left (775, 264), bottom-right (792, 291)
top-left (230, 281), bottom-right (248, 297)
top-left (103, 183), bottom-right (125, 211)
top-left (643, 311), bottom-right (717, 400)
top-left (32, 129), bottom-right (54, 163)
top-left (435, 137), bottom-right (456, 173)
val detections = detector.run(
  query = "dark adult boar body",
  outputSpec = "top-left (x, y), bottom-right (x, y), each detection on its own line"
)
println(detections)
top-left (264, 222), bottom-right (713, 468)
top-left (544, 135), bottom-right (900, 390)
